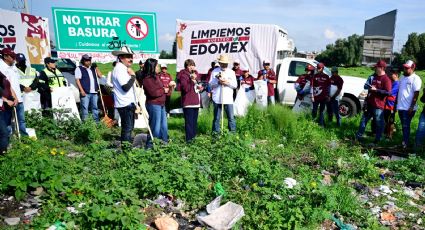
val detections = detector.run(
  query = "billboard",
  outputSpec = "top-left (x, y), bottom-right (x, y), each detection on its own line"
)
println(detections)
top-left (52, 7), bottom-right (158, 62)
top-left (362, 10), bottom-right (397, 65)
top-left (0, 8), bottom-right (51, 65)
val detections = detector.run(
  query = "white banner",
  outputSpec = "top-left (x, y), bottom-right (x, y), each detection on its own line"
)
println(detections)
top-left (51, 87), bottom-right (80, 121)
top-left (0, 8), bottom-right (51, 65)
top-left (176, 19), bottom-right (278, 74)
top-left (57, 51), bottom-right (159, 64)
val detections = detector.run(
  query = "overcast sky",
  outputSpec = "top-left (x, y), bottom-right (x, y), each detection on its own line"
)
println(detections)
top-left (1, 0), bottom-right (424, 52)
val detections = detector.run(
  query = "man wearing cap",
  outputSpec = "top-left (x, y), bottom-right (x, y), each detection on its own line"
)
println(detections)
top-left (0, 48), bottom-right (26, 136)
top-left (0, 71), bottom-right (15, 154)
top-left (209, 54), bottom-right (237, 133)
top-left (397, 60), bottom-right (422, 149)
top-left (257, 60), bottom-right (277, 105)
top-left (311, 63), bottom-right (330, 127)
top-left (294, 64), bottom-right (315, 101)
top-left (75, 54), bottom-right (100, 122)
top-left (135, 60), bottom-right (144, 82)
top-left (356, 60), bottom-right (392, 144)
top-left (34, 57), bottom-right (67, 117)
top-left (159, 64), bottom-right (174, 114)
top-left (15, 53), bottom-right (38, 94)
top-left (326, 66), bottom-right (344, 126)
top-left (111, 46), bottom-right (137, 149)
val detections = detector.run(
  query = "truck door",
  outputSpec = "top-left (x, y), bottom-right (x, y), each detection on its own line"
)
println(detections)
top-left (283, 61), bottom-right (309, 105)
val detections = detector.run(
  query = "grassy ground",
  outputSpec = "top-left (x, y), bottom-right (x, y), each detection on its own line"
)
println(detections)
top-left (0, 104), bottom-right (424, 229)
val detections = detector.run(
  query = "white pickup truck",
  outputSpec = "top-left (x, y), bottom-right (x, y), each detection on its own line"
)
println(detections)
top-left (275, 57), bottom-right (366, 117)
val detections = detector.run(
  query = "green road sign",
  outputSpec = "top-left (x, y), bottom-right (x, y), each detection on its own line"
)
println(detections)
top-left (52, 8), bottom-right (158, 53)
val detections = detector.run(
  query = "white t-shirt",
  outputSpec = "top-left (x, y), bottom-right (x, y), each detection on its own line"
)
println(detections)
top-left (112, 62), bottom-right (136, 108)
top-left (0, 60), bottom-right (22, 102)
top-left (397, 73), bottom-right (422, 111)
top-left (209, 68), bottom-right (237, 104)
top-left (75, 65), bottom-right (96, 93)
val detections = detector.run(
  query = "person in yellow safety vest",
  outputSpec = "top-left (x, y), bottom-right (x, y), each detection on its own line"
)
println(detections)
top-left (32, 57), bottom-right (67, 117)
top-left (15, 53), bottom-right (38, 93)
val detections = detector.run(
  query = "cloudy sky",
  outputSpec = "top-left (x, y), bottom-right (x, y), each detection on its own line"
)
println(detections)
top-left (1, 0), bottom-right (424, 52)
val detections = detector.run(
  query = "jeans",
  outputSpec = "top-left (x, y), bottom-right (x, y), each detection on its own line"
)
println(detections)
top-left (146, 104), bottom-right (168, 149)
top-left (356, 107), bottom-right (384, 142)
top-left (4, 103), bottom-right (28, 136)
top-left (0, 111), bottom-right (9, 153)
top-left (326, 99), bottom-right (340, 126)
top-left (415, 112), bottom-right (425, 148)
top-left (183, 108), bottom-right (199, 142)
top-left (117, 103), bottom-right (136, 145)
top-left (80, 93), bottom-right (99, 122)
top-left (212, 102), bottom-right (236, 133)
top-left (268, 96), bottom-right (275, 105)
top-left (312, 101), bottom-right (326, 127)
top-left (398, 110), bottom-right (416, 146)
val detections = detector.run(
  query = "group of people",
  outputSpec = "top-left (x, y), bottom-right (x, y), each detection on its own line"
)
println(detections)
top-left (356, 59), bottom-right (425, 149)
top-left (294, 62), bottom-right (344, 127)
top-left (0, 48), bottom-right (71, 154)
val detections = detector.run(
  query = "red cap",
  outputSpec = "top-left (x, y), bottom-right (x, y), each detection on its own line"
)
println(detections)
top-left (242, 69), bottom-right (249, 72)
top-left (306, 65), bottom-right (315, 71)
top-left (1, 48), bottom-right (16, 59)
top-left (374, 60), bottom-right (387, 68)
top-left (317, 63), bottom-right (325, 69)
top-left (403, 60), bottom-right (415, 69)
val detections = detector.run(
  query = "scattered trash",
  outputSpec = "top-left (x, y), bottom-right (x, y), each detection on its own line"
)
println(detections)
top-left (24, 208), bottom-right (38, 216)
top-left (214, 183), bottom-right (226, 197)
top-left (370, 206), bottom-right (381, 215)
top-left (152, 195), bottom-right (173, 208)
top-left (206, 196), bottom-right (222, 214)
top-left (47, 221), bottom-right (66, 230)
top-left (322, 174), bottom-right (332, 185)
top-left (353, 182), bottom-right (368, 193)
top-left (380, 211), bottom-right (396, 222)
top-left (273, 194), bottom-right (282, 200)
top-left (133, 133), bottom-right (148, 147)
top-left (417, 218), bottom-right (422, 225)
top-left (361, 153), bottom-right (370, 160)
top-left (328, 140), bottom-right (338, 149)
top-left (154, 216), bottom-right (179, 230)
top-left (404, 188), bottom-right (420, 200)
top-left (284, 178), bottom-right (297, 189)
top-left (66, 206), bottom-right (79, 214)
top-left (32, 187), bottom-right (44, 196)
top-left (4, 217), bottom-right (20, 226)
top-left (331, 215), bottom-right (356, 230)
top-left (197, 202), bottom-right (244, 230)
top-left (379, 185), bottom-right (392, 194)
top-left (277, 144), bottom-right (284, 148)
top-left (406, 181), bottom-right (423, 188)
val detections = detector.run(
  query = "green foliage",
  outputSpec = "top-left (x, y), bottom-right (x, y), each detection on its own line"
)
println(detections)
top-left (397, 32), bottom-right (425, 69)
top-left (316, 34), bottom-right (364, 67)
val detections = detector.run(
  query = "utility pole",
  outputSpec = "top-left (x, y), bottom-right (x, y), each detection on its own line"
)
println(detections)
top-left (23, 0), bottom-right (30, 14)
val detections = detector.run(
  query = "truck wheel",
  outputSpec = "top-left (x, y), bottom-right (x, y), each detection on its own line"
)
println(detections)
top-left (339, 97), bottom-right (357, 118)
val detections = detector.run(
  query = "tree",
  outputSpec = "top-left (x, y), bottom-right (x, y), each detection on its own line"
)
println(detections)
top-left (400, 32), bottom-right (425, 69)
top-left (172, 39), bottom-right (177, 59)
top-left (316, 34), bottom-right (363, 67)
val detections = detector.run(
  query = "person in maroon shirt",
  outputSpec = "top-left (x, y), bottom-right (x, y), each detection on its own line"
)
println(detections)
top-left (240, 69), bottom-right (255, 92)
top-left (311, 63), bottom-right (330, 127)
top-left (140, 58), bottom-right (169, 149)
top-left (356, 60), bottom-right (392, 144)
top-left (294, 64), bottom-right (315, 101)
top-left (232, 60), bottom-right (243, 100)
top-left (177, 59), bottom-right (203, 143)
top-left (326, 67), bottom-right (344, 126)
top-left (0, 71), bottom-right (13, 154)
top-left (159, 64), bottom-right (173, 114)
top-left (257, 60), bottom-right (277, 105)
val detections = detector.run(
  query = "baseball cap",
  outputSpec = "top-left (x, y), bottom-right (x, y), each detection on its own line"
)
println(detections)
top-left (44, 57), bottom-right (57, 64)
top-left (160, 64), bottom-right (167, 68)
top-left (263, 59), bottom-right (270, 65)
top-left (403, 60), bottom-right (415, 69)
top-left (242, 68), bottom-right (249, 72)
top-left (317, 63), bottom-right (325, 69)
top-left (16, 53), bottom-right (26, 62)
top-left (374, 60), bottom-right (387, 68)
top-left (139, 60), bottom-right (144, 65)
top-left (81, 54), bottom-right (92, 60)
top-left (1, 48), bottom-right (16, 59)
top-left (234, 59), bottom-right (240, 64)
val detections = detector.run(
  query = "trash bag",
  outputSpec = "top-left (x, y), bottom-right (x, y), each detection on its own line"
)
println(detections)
top-left (254, 80), bottom-right (267, 108)
top-left (23, 91), bottom-right (41, 112)
top-left (292, 95), bottom-right (312, 113)
top-left (234, 86), bottom-right (255, 116)
top-left (197, 201), bottom-right (245, 230)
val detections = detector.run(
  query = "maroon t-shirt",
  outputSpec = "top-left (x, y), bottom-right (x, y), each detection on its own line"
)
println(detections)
top-left (142, 75), bottom-right (166, 106)
top-left (159, 72), bottom-right (172, 96)
top-left (330, 74), bottom-right (344, 97)
top-left (257, 69), bottom-right (276, 96)
top-left (240, 75), bottom-right (255, 87)
top-left (367, 74), bottom-right (392, 109)
top-left (233, 67), bottom-right (243, 78)
top-left (312, 72), bottom-right (330, 102)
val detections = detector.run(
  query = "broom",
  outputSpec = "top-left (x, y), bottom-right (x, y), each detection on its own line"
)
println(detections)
top-left (96, 76), bottom-right (114, 128)
top-left (13, 106), bottom-right (20, 141)
top-left (134, 80), bottom-right (154, 143)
